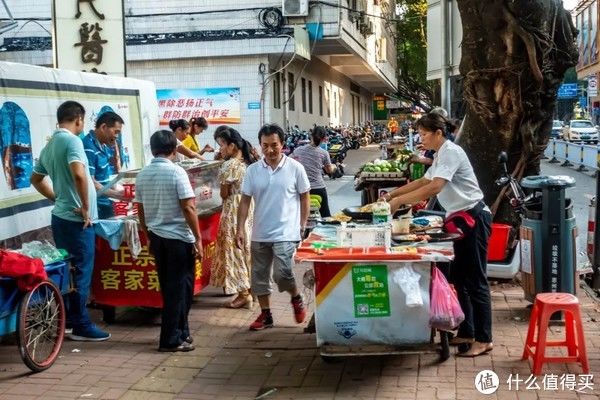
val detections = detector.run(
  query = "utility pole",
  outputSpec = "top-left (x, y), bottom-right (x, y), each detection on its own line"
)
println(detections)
top-left (440, 0), bottom-right (452, 115)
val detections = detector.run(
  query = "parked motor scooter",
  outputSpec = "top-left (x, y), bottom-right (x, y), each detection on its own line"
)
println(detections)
top-left (486, 151), bottom-right (540, 279)
top-left (283, 126), bottom-right (310, 155)
top-left (327, 135), bottom-right (348, 162)
top-left (495, 152), bottom-right (539, 214)
top-left (326, 135), bottom-right (347, 179)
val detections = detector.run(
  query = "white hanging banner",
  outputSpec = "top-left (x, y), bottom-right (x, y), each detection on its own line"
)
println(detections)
top-left (588, 75), bottom-right (598, 97)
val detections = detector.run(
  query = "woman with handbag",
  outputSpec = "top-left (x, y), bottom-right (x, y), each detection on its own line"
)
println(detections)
top-left (381, 112), bottom-right (493, 357)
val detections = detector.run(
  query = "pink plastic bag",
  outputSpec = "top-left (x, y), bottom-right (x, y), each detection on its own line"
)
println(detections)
top-left (429, 266), bottom-right (464, 331)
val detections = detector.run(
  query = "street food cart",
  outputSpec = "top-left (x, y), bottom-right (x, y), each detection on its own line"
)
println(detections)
top-left (354, 172), bottom-right (408, 205)
top-left (90, 160), bottom-right (222, 322)
top-left (296, 223), bottom-right (454, 361)
top-left (354, 142), bottom-right (413, 205)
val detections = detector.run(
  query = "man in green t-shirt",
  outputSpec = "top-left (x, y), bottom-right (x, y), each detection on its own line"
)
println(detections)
top-left (30, 101), bottom-right (110, 342)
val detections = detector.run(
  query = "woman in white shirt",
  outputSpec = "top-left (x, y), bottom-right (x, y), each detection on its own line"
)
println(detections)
top-left (381, 112), bottom-right (493, 357)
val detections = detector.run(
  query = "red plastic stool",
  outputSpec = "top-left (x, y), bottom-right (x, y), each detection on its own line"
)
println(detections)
top-left (521, 292), bottom-right (589, 375)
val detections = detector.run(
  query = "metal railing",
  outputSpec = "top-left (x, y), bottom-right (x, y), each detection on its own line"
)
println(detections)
top-left (543, 139), bottom-right (599, 175)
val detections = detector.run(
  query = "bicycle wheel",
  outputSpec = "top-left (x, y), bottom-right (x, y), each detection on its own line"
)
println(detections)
top-left (16, 280), bottom-right (65, 372)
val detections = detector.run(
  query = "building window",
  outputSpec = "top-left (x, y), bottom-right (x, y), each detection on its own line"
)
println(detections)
top-left (272, 71), bottom-right (281, 109)
top-left (326, 88), bottom-right (331, 117)
top-left (301, 78), bottom-right (307, 113)
top-left (308, 81), bottom-right (313, 114)
top-left (351, 94), bottom-right (358, 124)
top-left (348, 0), bottom-right (358, 23)
top-left (319, 85), bottom-right (323, 116)
top-left (334, 91), bottom-right (338, 118)
top-left (288, 72), bottom-right (295, 111)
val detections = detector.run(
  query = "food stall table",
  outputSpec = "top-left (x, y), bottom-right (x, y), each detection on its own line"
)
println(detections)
top-left (296, 227), bottom-right (454, 361)
top-left (91, 161), bottom-right (222, 323)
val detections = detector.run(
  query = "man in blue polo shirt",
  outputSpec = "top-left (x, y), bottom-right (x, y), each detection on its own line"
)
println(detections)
top-left (30, 101), bottom-right (110, 341)
top-left (83, 111), bottom-right (125, 219)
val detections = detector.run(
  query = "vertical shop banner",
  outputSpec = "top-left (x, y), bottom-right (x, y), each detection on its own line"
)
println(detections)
top-left (577, 13), bottom-right (583, 69)
top-left (373, 95), bottom-right (387, 120)
top-left (157, 88), bottom-right (241, 125)
top-left (583, 6), bottom-right (590, 66)
top-left (351, 264), bottom-right (391, 317)
top-left (592, 2), bottom-right (598, 64)
top-left (589, 75), bottom-right (598, 97)
top-left (52, 0), bottom-right (126, 76)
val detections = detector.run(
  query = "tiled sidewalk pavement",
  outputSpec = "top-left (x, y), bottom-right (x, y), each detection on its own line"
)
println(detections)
top-left (1, 269), bottom-right (599, 400)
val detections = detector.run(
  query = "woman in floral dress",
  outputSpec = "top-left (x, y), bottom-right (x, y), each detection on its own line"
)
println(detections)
top-left (210, 126), bottom-right (257, 308)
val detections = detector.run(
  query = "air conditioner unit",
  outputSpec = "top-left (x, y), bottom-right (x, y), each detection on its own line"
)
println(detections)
top-left (282, 0), bottom-right (309, 17)
top-left (360, 19), bottom-right (374, 35)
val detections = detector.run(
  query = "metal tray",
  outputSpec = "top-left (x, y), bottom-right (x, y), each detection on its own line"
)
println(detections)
top-left (392, 232), bottom-right (461, 244)
top-left (317, 217), bottom-right (342, 225)
top-left (342, 207), bottom-right (372, 220)
top-left (342, 205), bottom-right (412, 221)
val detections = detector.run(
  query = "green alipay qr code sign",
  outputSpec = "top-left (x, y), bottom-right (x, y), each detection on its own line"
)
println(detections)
top-left (351, 264), bottom-right (390, 318)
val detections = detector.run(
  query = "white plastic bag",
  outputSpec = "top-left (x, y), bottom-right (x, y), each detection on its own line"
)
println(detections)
top-left (392, 265), bottom-right (423, 307)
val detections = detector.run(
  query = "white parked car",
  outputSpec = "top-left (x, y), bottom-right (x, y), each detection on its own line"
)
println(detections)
top-left (551, 120), bottom-right (562, 139)
top-left (562, 120), bottom-right (599, 143)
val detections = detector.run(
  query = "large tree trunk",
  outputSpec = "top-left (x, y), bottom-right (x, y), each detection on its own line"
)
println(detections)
top-left (456, 0), bottom-right (578, 225)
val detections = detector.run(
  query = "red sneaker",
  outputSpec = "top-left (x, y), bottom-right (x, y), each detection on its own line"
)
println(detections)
top-left (249, 310), bottom-right (273, 331)
top-left (291, 296), bottom-right (306, 323)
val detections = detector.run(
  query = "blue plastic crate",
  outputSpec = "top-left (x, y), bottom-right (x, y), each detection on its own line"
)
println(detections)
top-left (0, 276), bottom-right (19, 321)
top-left (45, 261), bottom-right (70, 294)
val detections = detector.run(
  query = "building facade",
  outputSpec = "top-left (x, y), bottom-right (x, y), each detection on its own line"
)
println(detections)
top-left (428, 1), bottom-right (581, 119)
top-left (575, 0), bottom-right (600, 121)
top-left (0, 0), bottom-right (397, 147)
top-left (426, 0), bottom-right (461, 116)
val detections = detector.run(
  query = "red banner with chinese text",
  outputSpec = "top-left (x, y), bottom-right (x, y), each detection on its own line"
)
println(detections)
top-left (91, 212), bottom-right (221, 307)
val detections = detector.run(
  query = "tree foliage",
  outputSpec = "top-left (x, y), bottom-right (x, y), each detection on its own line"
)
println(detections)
top-left (394, 0), bottom-right (432, 109)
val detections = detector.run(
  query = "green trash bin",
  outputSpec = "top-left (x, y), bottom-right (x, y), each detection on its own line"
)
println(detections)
top-left (519, 175), bottom-right (577, 302)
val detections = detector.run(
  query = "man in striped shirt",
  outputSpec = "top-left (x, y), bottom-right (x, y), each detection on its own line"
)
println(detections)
top-left (134, 130), bottom-right (202, 352)
top-left (83, 111), bottom-right (125, 219)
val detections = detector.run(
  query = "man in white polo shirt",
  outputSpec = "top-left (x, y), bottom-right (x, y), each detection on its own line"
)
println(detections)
top-left (236, 123), bottom-right (311, 331)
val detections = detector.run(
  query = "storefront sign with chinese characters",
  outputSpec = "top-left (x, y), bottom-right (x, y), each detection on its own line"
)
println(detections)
top-left (91, 212), bottom-right (220, 307)
top-left (52, 0), bottom-right (126, 76)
